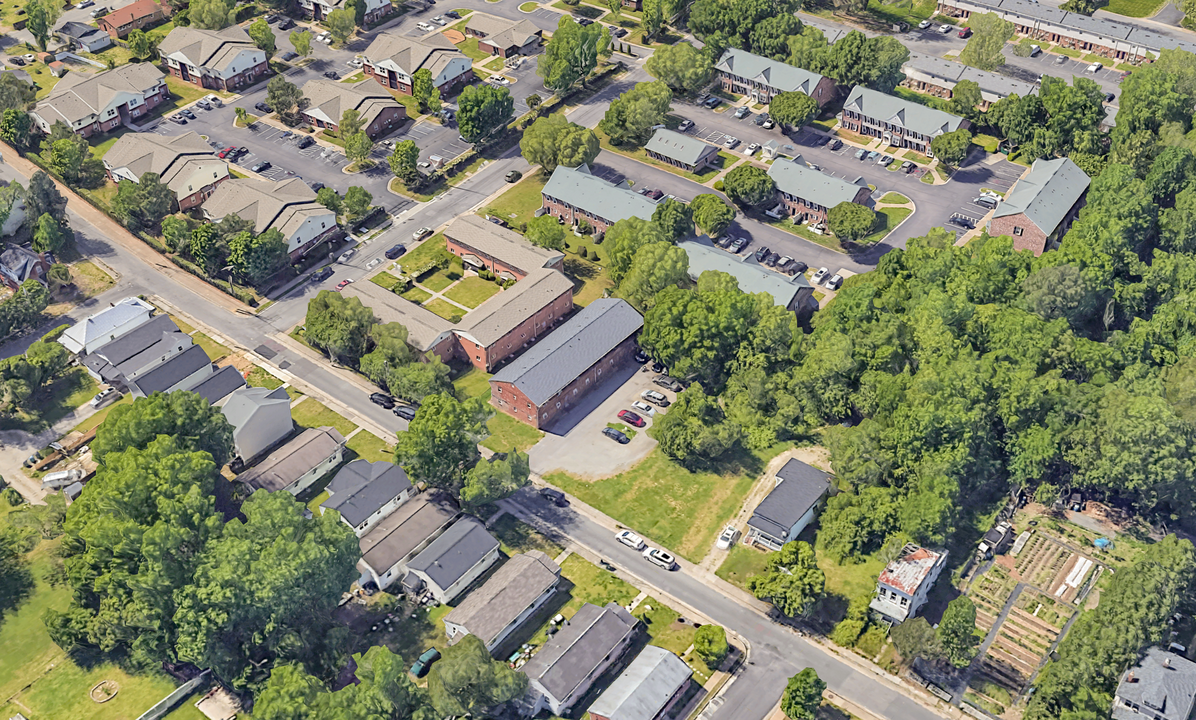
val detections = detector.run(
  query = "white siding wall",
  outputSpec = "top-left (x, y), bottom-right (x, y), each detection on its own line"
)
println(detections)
top-left (284, 446), bottom-right (344, 495)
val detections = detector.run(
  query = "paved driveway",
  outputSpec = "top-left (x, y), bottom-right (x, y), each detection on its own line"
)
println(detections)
top-left (528, 364), bottom-right (669, 478)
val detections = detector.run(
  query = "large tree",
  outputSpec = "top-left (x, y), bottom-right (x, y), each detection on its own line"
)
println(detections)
top-left (25, 0), bottom-right (62, 50)
top-left (600, 80), bottom-right (672, 146)
top-left (520, 114), bottom-right (599, 172)
top-left (620, 241), bottom-right (689, 310)
top-left (930, 128), bottom-right (972, 166)
top-left (691, 194), bottom-right (734, 237)
top-left (326, 8), bottom-right (356, 42)
top-left (461, 450), bottom-right (531, 509)
top-left (959, 12), bottom-right (1015, 71)
top-left (304, 290), bottom-right (375, 364)
top-left (769, 92), bottom-right (818, 133)
top-left (605, 217), bottom-right (672, 284)
top-left (389, 139), bottom-right (421, 185)
top-left (644, 41), bottom-right (713, 93)
top-left (693, 624), bottom-right (729, 669)
top-left (827, 202), bottom-right (876, 243)
top-left (92, 391), bottom-right (235, 466)
top-left (127, 29), bottom-right (160, 60)
top-left (412, 69), bottom-right (434, 113)
top-left (937, 596), bottom-right (980, 667)
top-left (653, 384), bottom-right (742, 465)
top-left (0, 523), bottom-right (33, 624)
top-left (227, 228), bottom-right (288, 286)
top-left (291, 29), bottom-right (313, 58)
top-left (747, 540), bottom-right (825, 617)
top-left (526, 214), bottom-right (567, 250)
top-left (394, 393), bottom-right (492, 494)
top-left (267, 75), bottom-right (304, 117)
top-left (427, 635), bottom-right (528, 717)
top-left (111, 172), bottom-right (175, 234)
top-left (538, 16), bottom-right (611, 93)
top-left (722, 164), bottom-right (775, 208)
top-left (247, 18), bottom-right (276, 58)
top-left (652, 197), bottom-right (693, 240)
top-left (780, 668), bottom-right (826, 720)
top-left (188, 0), bottom-right (234, 29)
top-left (458, 84), bottom-right (514, 143)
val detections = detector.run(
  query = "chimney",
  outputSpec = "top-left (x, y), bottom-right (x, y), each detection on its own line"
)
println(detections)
top-left (1128, 671), bottom-right (1137, 683)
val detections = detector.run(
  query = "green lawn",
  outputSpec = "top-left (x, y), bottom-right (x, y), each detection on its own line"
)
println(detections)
top-left (402, 286), bottom-right (432, 303)
top-left (454, 36), bottom-right (492, 62)
top-left (484, 412), bottom-right (544, 453)
top-left (245, 366), bottom-right (284, 390)
top-left (564, 256), bottom-right (613, 307)
top-left (878, 192), bottom-right (911, 205)
top-left (423, 298), bottom-right (466, 322)
top-left (484, 56), bottom-right (505, 71)
top-left (545, 444), bottom-right (785, 562)
top-left (164, 75), bottom-right (210, 106)
top-left (420, 261), bottom-right (463, 292)
top-left (491, 513), bottom-right (564, 558)
top-left (0, 367), bottom-right (98, 432)
top-left (453, 366), bottom-right (492, 401)
top-left (340, 70), bottom-right (365, 83)
top-left (346, 430), bottom-right (393, 462)
top-left (307, 489), bottom-right (330, 515)
top-left (371, 271), bottom-right (404, 290)
top-left (1103, 0), bottom-right (1166, 17)
top-left (291, 398), bottom-right (358, 436)
top-left (715, 543), bottom-right (772, 591)
top-left (444, 276), bottom-right (502, 308)
top-left (398, 234), bottom-right (452, 276)
top-left (192, 332), bottom-right (233, 361)
top-left (634, 597), bottom-right (710, 681)
top-left (71, 393), bottom-right (134, 434)
top-left (88, 128), bottom-right (130, 159)
top-left (28, 64), bottom-right (61, 100)
top-left (483, 172), bottom-right (548, 227)
top-left (81, 45), bottom-right (136, 68)
top-left (169, 314), bottom-right (196, 334)
top-left (860, 207), bottom-right (913, 245)
top-left (818, 551), bottom-right (887, 604)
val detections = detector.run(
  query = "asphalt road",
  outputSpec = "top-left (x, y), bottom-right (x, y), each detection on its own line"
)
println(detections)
top-left (505, 487), bottom-right (950, 720)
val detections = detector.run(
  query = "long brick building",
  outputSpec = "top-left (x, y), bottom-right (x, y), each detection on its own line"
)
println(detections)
top-left (987, 157), bottom-right (1090, 256)
top-left (540, 164), bottom-right (659, 235)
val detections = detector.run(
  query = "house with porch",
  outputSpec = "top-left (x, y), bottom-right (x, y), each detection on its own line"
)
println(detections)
top-left (745, 459), bottom-right (831, 550)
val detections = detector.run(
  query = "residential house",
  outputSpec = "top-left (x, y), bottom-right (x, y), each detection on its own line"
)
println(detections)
top-left (463, 13), bottom-right (542, 57)
top-left (901, 52), bottom-right (1037, 111)
top-left (840, 85), bottom-right (968, 155)
top-left (936, 0), bottom-right (1196, 62)
top-left (1113, 648), bottom-right (1196, 720)
top-left (54, 21), bottom-right (113, 52)
top-left (745, 459), bottom-right (831, 550)
top-left (644, 129), bottom-right (720, 174)
top-left (300, 0), bottom-right (394, 24)
top-left (219, 386), bottom-right (293, 463)
top-left (767, 156), bottom-right (872, 225)
top-left (588, 646), bottom-right (693, 720)
top-left (541, 164), bottom-right (660, 235)
top-left (988, 157), bottom-right (1090, 256)
top-left (621, 0), bottom-right (641, 9)
top-left (126, 344), bottom-right (214, 398)
top-left (357, 491), bottom-right (461, 590)
top-left (520, 602), bottom-right (641, 717)
top-left (405, 516), bottom-right (501, 603)
top-left (869, 544), bottom-right (948, 623)
top-left (159, 26), bottom-right (269, 92)
top-left (58, 296), bottom-right (155, 355)
top-left (361, 34), bottom-right (473, 97)
top-left (678, 241), bottom-right (814, 315)
top-left (237, 426), bottom-right (346, 495)
top-left (0, 245), bottom-right (51, 292)
top-left (189, 364), bottom-right (247, 405)
top-left (715, 48), bottom-right (837, 106)
top-left (202, 178), bottom-right (340, 260)
top-left (490, 299), bottom-right (643, 429)
top-left (98, 0), bottom-right (168, 39)
top-left (443, 214), bottom-right (564, 280)
top-left (31, 63), bottom-right (168, 138)
top-left (81, 314), bottom-right (192, 387)
top-left (300, 79), bottom-right (406, 139)
top-left (102, 131), bottom-right (230, 211)
top-left (320, 460), bottom-right (414, 536)
top-left (443, 550), bottom-right (561, 653)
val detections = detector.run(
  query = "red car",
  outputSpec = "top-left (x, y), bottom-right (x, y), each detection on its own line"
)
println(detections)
top-left (335, 279), bottom-right (353, 292)
top-left (958, 27), bottom-right (971, 37)
top-left (218, 146), bottom-right (235, 158)
top-left (618, 410), bottom-right (645, 427)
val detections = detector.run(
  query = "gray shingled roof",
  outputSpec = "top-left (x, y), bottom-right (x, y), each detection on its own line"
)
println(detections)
top-left (363, 33), bottom-right (464, 78)
top-left (321, 460), bottom-right (412, 528)
top-left (992, 157), bottom-right (1090, 236)
top-left (679, 241), bottom-right (810, 310)
top-left (159, 25), bottom-right (259, 73)
top-left (57, 20), bottom-right (109, 42)
top-left (407, 517), bottom-right (499, 591)
top-left (465, 12), bottom-right (541, 49)
top-left (103, 131), bottom-right (227, 198)
top-left (203, 177), bottom-right (333, 238)
top-left (35, 63), bottom-right (164, 125)
top-left (221, 385), bottom-right (290, 431)
top-left (127, 344), bottom-right (211, 395)
top-left (300, 78), bottom-right (404, 129)
top-left (238, 426), bottom-right (346, 492)
top-left (443, 551), bottom-right (560, 647)
top-left (1114, 649), bottom-right (1196, 720)
top-left (746, 459), bottom-right (831, 539)
top-left (445, 214), bottom-right (563, 276)
top-left (81, 314), bottom-right (187, 380)
top-left (489, 299), bottom-right (643, 406)
top-left (843, 85), bottom-right (965, 138)
top-left (768, 156), bottom-right (869, 210)
top-left (902, 53), bottom-right (1037, 103)
top-left (715, 48), bottom-right (829, 95)
top-left (359, 492), bottom-right (459, 574)
top-left (541, 164), bottom-right (659, 226)
top-left (588, 646), bottom-right (693, 720)
top-left (457, 268), bottom-right (574, 347)
top-left (342, 280), bottom-right (454, 353)
top-left (521, 602), bottom-right (639, 703)
top-left (644, 129), bottom-right (719, 167)
top-left (190, 364), bottom-right (247, 405)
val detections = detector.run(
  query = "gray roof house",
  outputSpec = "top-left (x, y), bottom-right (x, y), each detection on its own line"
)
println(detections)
top-left (102, 131), bottom-right (229, 210)
top-left (30, 63), bottom-right (166, 135)
top-left (715, 48), bottom-right (836, 105)
top-left (589, 646), bottom-right (693, 720)
top-left (59, 296), bottom-right (155, 355)
top-left (768, 156), bottom-right (872, 224)
top-left (541, 164), bottom-right (660, 234)
top-left (746, 459), bottom-right (832, 551)
top-left (841, 85), bottom-right (967, 154)
top-left (189, 364), bottom-right (246, 405)
top-left (464, 12), bottom-right (542, 56)
top-left (520, 602), bottom-right (641, 716)
top-left (202, 177), bottom-right (338, 257)
top-left (320, 459), bottom-right (414, 536)
top-left (1113, 648), bottom-right (1196, 720)
top-left (237, 426), bottom-right (346, 495)
top-left (444, 214), bottom-right (564, 280)
top-left (644, 129), bottom-right (720, 173)
top-left (989, 157), bottom-right (1091, 256)
top-left (219, 386), bottom-right (293, 463)
top-left (126, 344), bottom-right (213, 398)
top-left (902, 53), bottom-right (1037, 109)
top-left (0, 244), bottom-right (51, 292)
top-left (55, 20), bottom-right (113, 52)
top-left (358, 491), bottom-right (461, 591)
top-left (678, 241), bottom-right (813, 314)
top-left (299, 79), bottom-right (405, 139)
top-left (406, 516), bottom-right (501, 604)
top-left (81, 314), bottom-right (192, 387)
top-left (444, 550), bottom-right (561, 653)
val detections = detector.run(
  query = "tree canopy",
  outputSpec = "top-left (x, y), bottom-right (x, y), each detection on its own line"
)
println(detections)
top-left (394, 393), bottom-right (493, 494)
top-left (747, 540), bottom-right (825, 617)
top-left (520, 114), bottom-right (599, 172)
top-left (92, 391), bottom-right (235, 466)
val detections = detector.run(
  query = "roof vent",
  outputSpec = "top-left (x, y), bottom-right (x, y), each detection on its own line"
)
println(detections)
top-left (1128, 671), bottom-right (1138, 683)
top-left (1164, 656), bottom-right (1172, 669)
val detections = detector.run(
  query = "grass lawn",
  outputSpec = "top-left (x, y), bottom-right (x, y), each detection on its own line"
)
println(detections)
top-left (346, 429), bottom-right (393, 462)
top-left (818, 551), bottom-right (887, 605)
top-left (491, 513), bottom-right (564, 558)
top-left (164, 75), bottom-right (210, 106)
top-left (484, 56), bottom-right (505, 71)
top-left (715, 543), bottom-right (772, 591)
top-left (878, 192), bottom-right (911, 205)
top-left (87, 127), bottom-right (131, 159)
top-left (634, 597), bottom-right (710, 682)
top-left (370, 271), bottom-right (405, 290)
top-left (444, 276), bottom-right (502, 308)
top-left (72, 393), bottom-right (134, 434)
top-left (860, 207), bottom-right (912, 245)
top-left (419, 260), bottom-right (464, 292)
top-left (306, 489), bottom-right (330, 515)
top-left (82, 45), bottom-right (137, 67)
top-left (545, 444), bottom-right (786, 562)
top-left (484, 412), bottom-right (544, 453)
top-left (519, 1), bottom-right (540, 8)
top-left (340, 70), bottom-right (365, 83)
top-left (169, 314), bottom-right (196, 334)
top-left (397, 233), bottom-right (452, 275)
top-left (70, 260), bottom-right (115, 297)
top-left (453, 366), bottom-right (492, 400)
top-left (28, 64), bottom-right (61, 100)
top-left (423, 298), bottom-right (466, 322)
top-left (192, 332), bottom-right (233, 361)
top-left (402, 286), bottom-right (433, 303)
top-left (454, 36), bottom-right (492, 62)
top-left (759, 214), bottom-right (843, 252)
top-left (972, 134), bottom-right (1000, 154)
top-left (483, 172), bottom-right (548, 227)
top-left (607, 421), bottom-right (637, 439)
top-left (246, 365), bottom-right (284, 389)
top-left (0, 367), bottom-right (98, 432)
top-left (291, 398), bottom-right (358, 436)
top-left (563, 256), bottom-right (612, 307)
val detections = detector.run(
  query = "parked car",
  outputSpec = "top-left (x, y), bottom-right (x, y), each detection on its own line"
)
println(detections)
top-left (370, 392), bottom-right (395, 408)
top-left (716, 235), bottom-right (733, 248)
top-left (723, 135), bottom-right (740, 149)
top-left (413, 227), bottom-right (433, 241)
top-left (296, 136), bottom-right (315, 149)
top-left (729, 236), bottom-right (748, 253)
top-left (826, 274), bottom-right (844, 290)
top-left (776, 256), bottom-right (792, 270)
top-left (612, 26), bottom-right (628, 37)
top-left (746, 142), bottom-right (760, 155)
top-left (616, 529), bottom-right (645, 550)
top-left (311, 267), bottom-right (335, 282)
top-left (762, 118), bottom-right (775, 129)
top-left (196, 99), bottom-right (212, 110)
top-left (1087, 61), bottom-right (1103, 72)
top-left (432, 14), bottom-right (447, 24)
top-left (918, 19), bottom-right (931, 28)
top-left (653, 375), bottom-right (682, 392)
top-left (393, 405), bottom-right (417, 420)
top-left (866, 150), bottom-right (879, 161)
top-left (855, 147), bottom-right (867, 160)
top-left (323, 70), bottom-right (340, 79)
top-left (279, 51), bottom-right (298, 61)
top-left (180, 109), bottom-right (196, 119)
top-left (754, 246), bottom-right (769, 262)
top-left (754, 113), bottom-right (768, 126)
top-left (878, 155), bottom-right (893, 166)
top-left (618, 410), bottom-right (645, 427)
top-left (78, 0), bottom-right (94, 7)
top-left (540, 487), bottom-right (567, 507)
top-left (938, 23), bottom-right (951, 32)
top-left (958, 26), bottom-right (971, 37)
top-left (335, 278), bottom-right (353, 291)
top-left (974, 196), bottom-right (997, 209)
top-left (641, 389), bottom-right (670, 407)
top-left (251, 161), bottom-right (271, 172)
top-left (1055, 54), bottom-right (1068, 65)
top-left (266, 13), bottom-right (281, 22)
top-left (338, 248), bottom-right (356, 263)
top-left (677, 119), bottom-right (693, 132)
top-left (789, 260), bottom-right (808, 275)
top-left (643, 189), bottom-right (664, 200)
top-left (410, 648), bottom-right (441, 678)
top-left (828, 138), bottom-right (843, 150)
top-left (733, 105), bottom-right (750, 119)
top-left (505, 169), bottom-right (522, 183)
top-left (765, 252), bottom-right (779, 267)
top-left (444, 9), bottom-right (461, 17)
top-left (602, 427), bottom-right (630, 444)
top-left (218, 146), bottom-right (235, 158)
top-left (631, 400), bottom-right (656, 416)
top-left (255, 101), bottom-right (273, 113)
top-left (8, 57), bottom-right (24, 66)
top-left (385, 244), bottom-right (406, 259)
top-left (716, 525), bottom-right (739, 550)
top-left (1104, 92), bottom-right (1116, 103)
top-left (811, 267), bottom-right (830, 284)
top-left (90, 387), bottom-right (119, 408)
top-left (170, 115), bottom-right (187, 124)
top-left (704, 96), bottom-right (721, 108)
top-left (417, 21), bottom-right (435, 31)
top-left (90, 6), bottom-right (107, 16)
top-left (278, 18), bottom-right (295, 29)
top-left (642, 547), bottom-right (676, 570)
top-left (900, 160), bottom-right (916, 172)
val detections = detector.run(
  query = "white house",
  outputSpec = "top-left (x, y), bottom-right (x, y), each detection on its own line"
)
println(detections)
top-left (443, 550), bottom-right (561, 653)
top-left (320, 460), bottom-right (414, 536)
top-left (357, 491), bottom-right (460, 591)
top-left (237, 426), bottom-right (346, 495)
top-left (202, 178), bottom-right (339, 260)
top-left (745, 459), bottom-right (832, 550)
top-left (81, 314), bottom-right (192, 387)
top-left (158, 25), bottom-right (269, 92)
top-left (869, 544), bottom-right (948, 624)
top-left (405, 517), bottom-right (501, 603)
top-left (219, 386), bottom-right (294, 463)
top-left (59, 296), bottom-right (156, 355)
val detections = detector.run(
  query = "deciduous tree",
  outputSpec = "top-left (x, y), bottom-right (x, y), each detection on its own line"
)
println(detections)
top-left (291, 29), bottom-right (313, 57)
top-left (427, 635), bottom-right (528, 717)
top-left (25, 0), bottom-right (62, 50)
top-left (652, 197), bottom-right (693, 240)
top-left (304, 289), bottom-right (375, 364)
top-left (326, 8), bottom-right (356, 42)
top-left (538, 16), bottom-right (611, 93)
top-left (722, 164), bottom-right (775, 208)
top-left (344, 131), bottom-right (372, 165)
top-left (127, 29), bottom-right (160, 60)
top-left (458, 84), bottom-right (514, 143)
top-left (937, 596), bottom-right (979, 667)
top-left (827, 202), bottom-right (876, 243)
top-left (32, 213), bottom-right (66, 254)
top-left (645, 41), bottom-right (713, 93)
top-left (526, 214), bottom-right (567, 250)
top-left (600, 80), bottom-right (672, 146)
top-left (693, 624), bottom-right (729, 668)
top-left (520, 114), bottom-right (599, 172)
top-left (0, 109), bottom-right (32, 149)
top-left (620, 241), bottom-right (689, 310)
top-left (461, 450), bottom-right (530, 508)
top-left (747, 541), bottom-right (825, 617)
top-left (228, 228), bottom-right (288, 286)
top-left (388, 139), bottom-right (420, 184)
top-left (394, 393), bottom-right (492, 493)
top-left (188, 0), bottom-right (234, 29)
top-left (412, 68), bottom-right (434, 113)
top-left (930, 128), bottom-right (972, 166)
top-left (652, 384), bottom-right (742, 465)
top-left (248, 18), bottom-right (276, 58)
top-left (780, 669), bottom-right (825, 720)
top-left (769, 91), bottom-right (818, 132)
top-left (343, 185), bottom-right (372, 220)
top-left (959, 12), bottom-right (1014, 71)
top-left (606, 217), bottom-right (671, 284)
top-left (267, 75), bottom-right (303, 117)
top-left (691, 193), bottom-right (734, 237)
top-left (387, 354), bottom-right (452, 402)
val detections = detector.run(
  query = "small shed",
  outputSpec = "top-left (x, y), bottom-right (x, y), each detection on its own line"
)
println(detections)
top-left (48, 61), bottom-right (67, 78)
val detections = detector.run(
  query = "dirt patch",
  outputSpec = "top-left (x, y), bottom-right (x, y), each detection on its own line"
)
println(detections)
top-left (217, 353), bottom-right (254, 373)
top-left (442, 28), bottom-right (465, 43)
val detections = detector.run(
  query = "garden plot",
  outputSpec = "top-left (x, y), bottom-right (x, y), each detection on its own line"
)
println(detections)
top-left (969, 565), bottom-right (1016, 632)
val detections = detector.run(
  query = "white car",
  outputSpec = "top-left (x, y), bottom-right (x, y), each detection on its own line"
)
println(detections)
top-left (826, 274), bottom-right (844, 290)
top-left (716, 525), bottom-right (739, 550)
top-left (918, 19), bottom-right (931, 28)
top-left (322, 35), bottom-right (334, 44)
top-left (432, 14), bottom-right (447, 24)
top-left (1087, 61), bottom-right (1103, 72)
top-left (677, 119), bottom-right (693, 132)
top-left (631, 400), bottom-right (656, 417)
top-left (90, 387), bottom-right (118, 408)
top-left (746, 142), bottom-right (760, 155)
top-left (643, 547), bottom-right (676, 570)
top-left (616, 529), bottom-right (645, 550)
top-left (811, 266), bottom-right (830, 284)
top-left (22, 54), bottom-right (36, 63)
top-left (417, 21), bottom-right (435, 31)
top-left (413, 226), bottom-right (433, 241)
top-left (204, 94), bottom-right (222, 107)
top-left (723, 135), bottom-right (740, 149)
top-left (338, 248), bottom-right (356, 263)
top-left (349, 57), bottom-right (364, 67)
top-left (939, 24), bottom-right (951, 32)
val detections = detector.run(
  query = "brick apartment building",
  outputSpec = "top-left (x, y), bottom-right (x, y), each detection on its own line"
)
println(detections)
top-left (988, 157), bottom-right (1090, 255)
top-left (715, 48), bottom-right (837, 106)
top-left (300, 0), bottom-right (394, 23)
top-left (361, 34), bottom-right (473, 97)
top-left (103, 131), bottom-right (230, 210)
top-left (767, 155), bottom-right (872, 224)
top-left (901, 53), bottom-right (1037, 112)
top-left (840, 85), bottom-right (968, 155)
top-left (644, 128), bottom-right (720, 174)
top-left (490, 299), bottom-right (643, 430)
top-left (98, 0), bottom-right (168, 39)
top-left (540, 164), bottom-right (659, 235)
top-left (300, 79), bottom-right (406, 139)
top-left (444, 214), bottom-right (564, 280)
top-left (463, 13), bottom-right (542, 57)
top-left (159, 26), bottom-right (269, 92)
top-left (30, 64), bottom-right (167, 138)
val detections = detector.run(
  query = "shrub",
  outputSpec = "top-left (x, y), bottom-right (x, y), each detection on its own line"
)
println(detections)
top-left (713, 180), bottom-right (725, 191)
top-left (831, 619), bottom-right (865, 647)
top-left (2, 487), bottom-right (23, 506)
top-left (579, 246), bottom-right (588, 258)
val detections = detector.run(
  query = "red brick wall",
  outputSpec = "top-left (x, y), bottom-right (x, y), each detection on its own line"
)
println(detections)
top-left (179, 177), bottom-right (228, 211)
top-left (366, 106), bottom-right (407, 139)
top-left (477, 289), bottom-right (573, 370)
top-left (540, 196), bottom-right (613, 235)
top-left (989, 213), bottom-right (1049, 256)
